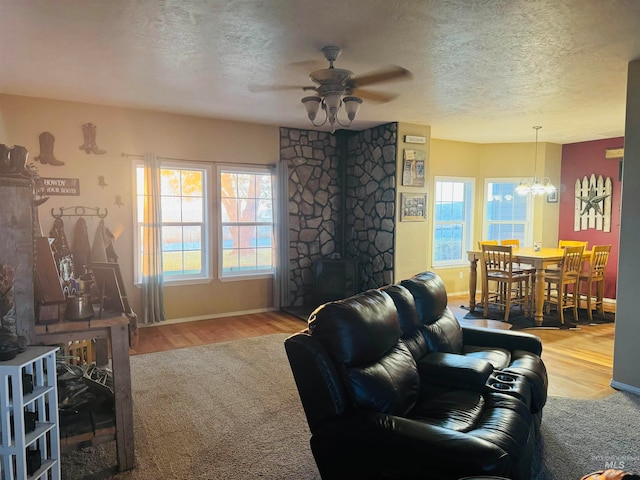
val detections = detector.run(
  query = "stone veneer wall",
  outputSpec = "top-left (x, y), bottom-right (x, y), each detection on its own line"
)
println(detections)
top-left (280, 128), bottom-right (341, 307)
top-left (280, 123), bottom-right (397, 307)
top-left (345, 123), bottom-right (397, 290)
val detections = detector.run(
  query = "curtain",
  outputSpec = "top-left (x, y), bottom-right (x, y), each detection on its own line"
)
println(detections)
top-left (142, 153), bottom-right (166, 323)
top-left (272, 160), bottom-right (290, 309)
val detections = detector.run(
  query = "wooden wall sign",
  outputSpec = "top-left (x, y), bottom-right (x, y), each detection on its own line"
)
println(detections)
top-left (605, 147), bottom-right (624, 159)
top-left (574, 174), bottom-right (612, 232)
top-left (36, 177), bottom-right (80, 196)
top-left (404, 135), bottom-right (426, 144)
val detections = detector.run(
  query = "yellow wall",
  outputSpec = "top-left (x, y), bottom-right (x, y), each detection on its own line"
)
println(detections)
top-left (0, 94), bottom-right (279, 321)
top-left (422, 138), bottom-right (561, 296)
top-left (394, 123), bottom-right (431, 282)
top-left (428, 139), bottom-right (481, 294)
top-left (1, 93), bottom-right (563, 320)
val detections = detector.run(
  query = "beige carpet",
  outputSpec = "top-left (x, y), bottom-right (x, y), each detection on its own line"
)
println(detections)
top-left (60, 333), bottom-right (640, 479)
top-left (61, 334), bottom-right (321, 480)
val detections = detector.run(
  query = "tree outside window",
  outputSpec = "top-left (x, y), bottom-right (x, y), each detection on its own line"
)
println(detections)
top-left (219, 166), bottom-right (274, 278)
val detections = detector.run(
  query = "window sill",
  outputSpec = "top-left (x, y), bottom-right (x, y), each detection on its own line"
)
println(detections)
top-left (134, 277), bottom-right (213, 288)
top-left (218, 272), bottom-right (274, 282)
top-left (431, 262), bottom-right (469, 269)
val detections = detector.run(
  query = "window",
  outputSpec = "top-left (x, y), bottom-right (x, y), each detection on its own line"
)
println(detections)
top-left (134, 161), bottom-right (211, 284)
top-left (483, 179), bottom-right (532, 246)
top-left (433, 177), bottom-right (474, 266)
top-left (218, 165), bottom-right (274, 279)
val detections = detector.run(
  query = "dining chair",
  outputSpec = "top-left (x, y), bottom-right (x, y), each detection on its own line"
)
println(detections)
top-left (578, 245), bottom-right (612, 321)
top-left (500, 239), bottom-right (535, 269)
top-left (478, 240), bottom-right (498, 248)
top-left (547, 240), bottom-right (589, 273)
top-left (478, 241), bottom-right (500, 308)
top-left (500, 239), bottom-right (535, 308)
top-left (558, 240), bottom-right (588, 249)
top-left (481, 244), bottom-right (530, 322)
top-left (500, 239), bottom-right (519, 248)
top-left (544, 245), bottom-right (585, 324)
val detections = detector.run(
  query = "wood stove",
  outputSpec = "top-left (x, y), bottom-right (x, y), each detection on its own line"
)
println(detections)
top-left (313, 257), bottom-right (358, 306)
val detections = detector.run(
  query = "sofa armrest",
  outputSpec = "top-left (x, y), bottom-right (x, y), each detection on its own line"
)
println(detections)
top-left (416, 352), bottom-right (494, 389)
top-left (462, 326), bottom-right (543, 356)
top-left (284, 331), bottom-right (349, 432)
top-left (312, 411), bottom-right (512, 480)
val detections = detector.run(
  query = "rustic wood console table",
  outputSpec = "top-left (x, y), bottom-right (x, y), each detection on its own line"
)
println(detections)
top-left (34, 314), bottom-right (135, 472)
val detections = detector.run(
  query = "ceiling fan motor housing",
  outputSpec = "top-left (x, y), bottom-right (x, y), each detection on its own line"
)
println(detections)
top-left (321, 45), bottom-right (342, 65)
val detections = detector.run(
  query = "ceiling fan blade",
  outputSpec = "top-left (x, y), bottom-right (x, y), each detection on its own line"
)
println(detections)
top-left (349, 66), bottom-right (413, 87)
top-left (351, 88), bottom-right (398, 103)
top-left (248, 84), bottom-right (316, 93)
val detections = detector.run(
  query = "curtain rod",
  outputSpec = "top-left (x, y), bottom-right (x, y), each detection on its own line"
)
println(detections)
top-left (121, 152), bottom-right (275, 169)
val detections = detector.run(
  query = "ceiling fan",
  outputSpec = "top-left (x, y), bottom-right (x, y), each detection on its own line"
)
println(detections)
top-left (251, 45), bottom-right (412, 131)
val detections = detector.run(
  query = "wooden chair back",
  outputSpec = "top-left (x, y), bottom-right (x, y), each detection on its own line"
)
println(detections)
top-left (478, 240), bottom-right (498, 249)
top-left (481, 243), bottom-right (530, 320)
top-left (560, 245), bottom-right (586, 281)
top-left (558, 240), bottom-right (588, 249)
top-left (586, 245), bottom-right (611, 281)
top-left (482, 244), bottom-right (515, 276)
top-left (500, 239), bottom-right (520, 248)
top-left (579, 244), bottom-right (611, 320)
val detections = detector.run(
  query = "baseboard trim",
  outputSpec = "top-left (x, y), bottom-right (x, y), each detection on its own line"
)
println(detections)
top-left (610, 380), bottom-right (640, 395)
top-left (139, 307), bottom-right (279, 328)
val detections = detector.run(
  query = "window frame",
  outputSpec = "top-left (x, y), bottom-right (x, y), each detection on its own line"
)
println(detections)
top-left (132, 160), bottom-right (213, 286)
top-left (432, 176), bottom-right (475, 267)
top-left (482, 177), bottom-right (534, 247)
top-left (216, 164), bottom-right (275, 282)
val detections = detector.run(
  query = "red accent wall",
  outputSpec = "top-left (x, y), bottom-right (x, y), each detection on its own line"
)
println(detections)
top-left (560, 137), bottom-right (623, 299)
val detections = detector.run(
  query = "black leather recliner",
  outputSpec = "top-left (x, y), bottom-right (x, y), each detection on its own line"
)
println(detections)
top-left (285, 279), bottom-right (541, 480)
top-left (398, 271), bottom-right (548, 419)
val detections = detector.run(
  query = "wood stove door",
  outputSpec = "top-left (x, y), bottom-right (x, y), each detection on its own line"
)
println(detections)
top-left (313, 258), bottom-right (358, 305)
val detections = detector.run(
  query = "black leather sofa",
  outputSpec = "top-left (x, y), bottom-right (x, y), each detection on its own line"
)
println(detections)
top-left (284, 271), bottom-right (548, 480)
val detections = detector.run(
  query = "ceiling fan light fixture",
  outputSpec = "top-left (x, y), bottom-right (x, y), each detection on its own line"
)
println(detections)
top-left (301, 96), bottom-right (321, 121)
top-left (295, 45), bottom-right (410, 133)
top-left (343, 96), bottom-right (363, 121)
top-left (323, 92), bottom-right (342, 113)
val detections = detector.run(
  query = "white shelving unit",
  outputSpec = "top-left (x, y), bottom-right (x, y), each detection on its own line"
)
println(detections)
top-left (0, 346), bottom-right (60, 480)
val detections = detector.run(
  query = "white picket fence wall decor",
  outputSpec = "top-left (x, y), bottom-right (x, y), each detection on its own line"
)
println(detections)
top-left (574, 174), bottom-right (612, 232)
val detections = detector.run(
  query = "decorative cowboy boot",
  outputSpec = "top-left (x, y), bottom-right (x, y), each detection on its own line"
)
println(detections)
top-left (0, 144), bottom-right (11, 173)
top-left (79, 122), bottom-right (106, 154)
top-left (8, 145), bottom-right (29, 173)
top-left (34, 132), bottom-right (65, 166)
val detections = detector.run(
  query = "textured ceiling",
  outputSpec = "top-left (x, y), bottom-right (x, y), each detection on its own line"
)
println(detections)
top-left (2, 0), bottom-right (640, 144)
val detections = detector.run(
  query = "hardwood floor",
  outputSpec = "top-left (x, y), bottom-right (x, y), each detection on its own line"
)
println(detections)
top-left (450, 294), bottom-right (616, 399)
top-left (132, 299), bottom-right (616, 400)
top-left (130, 311), bottom-right (306, 355)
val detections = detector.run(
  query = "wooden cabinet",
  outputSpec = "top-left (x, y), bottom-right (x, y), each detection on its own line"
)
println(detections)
top-left (34, 315), bottom-right (135, 472)
top-left (0, 346), bottom-right (60, 480)
top-left (0, 177), bottom-right (35, 343)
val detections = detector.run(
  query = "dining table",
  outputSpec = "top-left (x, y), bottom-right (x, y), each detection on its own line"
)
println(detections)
top-left (466, 247), bottom-right (590, 326)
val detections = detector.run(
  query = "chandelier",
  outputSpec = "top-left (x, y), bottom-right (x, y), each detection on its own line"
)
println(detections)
top-left (301, 92), bottom-right (362, 133)
top-left (515, 126), bottom-right (557, 196)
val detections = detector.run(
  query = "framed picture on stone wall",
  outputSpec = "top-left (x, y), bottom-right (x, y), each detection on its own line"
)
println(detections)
top-left (400, 193), bottom-right (428, 222)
